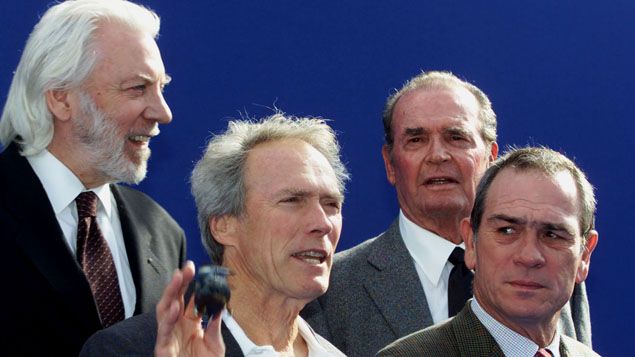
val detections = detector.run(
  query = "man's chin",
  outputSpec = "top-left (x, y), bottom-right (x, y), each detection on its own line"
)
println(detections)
top-left (305, 279), bottom-right (329, 299)
top-left (102, 158), bottom-right (148, 185)
top-left (127, 145), bottom-right (151, 164)
top-left (128, 167), bottom-right (147, 184)
top-left (121, 150), bottom-right (150, 184)
top-left (126, 161), bottom-right (148, 184)
top-left (419, 199), bottom-right (469, 218)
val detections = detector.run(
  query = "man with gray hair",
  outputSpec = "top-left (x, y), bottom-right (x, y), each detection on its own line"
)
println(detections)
top-left (379, 147), bottom-right (599, 356)
top-left (0, 1), bottom-right (185, 355)
top-left (81, 114), bottom-right (348, 356)
top-left (303, 71), bottom-right (591, 356)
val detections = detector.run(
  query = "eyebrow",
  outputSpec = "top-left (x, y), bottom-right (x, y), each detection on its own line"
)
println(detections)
top-left (488, 214), bottom-right (526, 225)
top-left (279, 188), bottom-right (344, 203)
top-left (163, 74), bottom-right (172, 85)
top-left (488, 214), bottom-right (576, 235)
top-left (445, 126), bottom-right (472, 136)
top-left (541, 222), bottom-right (576, 236)
top-left (403, 127), bottom-right (426, 136)
top-left (402, 126), bottom-right (471, 137)
top-left (136, 73), bottom-right (172, 85)
top-left (279, 188), bottom-right (310, 198)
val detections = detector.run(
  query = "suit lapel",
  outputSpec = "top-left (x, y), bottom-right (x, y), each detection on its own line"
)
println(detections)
top-left (452, 303), bottom-right (505, 357)
top-left (111, 184), bottom-right (165, 314)
top-left (559, 334), bottom-right (595, 357)
top-left (560, 337), bottom-right (571, 356)
top-left (0, 144), bottom-right (101, 329)
top-left (363, 219), bottom-right (434, 338)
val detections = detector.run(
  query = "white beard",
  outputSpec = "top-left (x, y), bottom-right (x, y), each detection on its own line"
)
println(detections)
top-left (72, 92), bottom-right (151, 185)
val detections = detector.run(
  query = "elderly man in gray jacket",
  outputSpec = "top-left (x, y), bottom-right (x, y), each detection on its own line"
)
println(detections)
top-left (303, 71), bottom-right (591, 357)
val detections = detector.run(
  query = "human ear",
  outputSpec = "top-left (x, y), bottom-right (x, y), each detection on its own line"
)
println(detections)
top-left (488, 142), bottom-right (499, 163)
top-left (209, 215), bottom-right (239, 247)
top-left (461, 217), bottom-right (477, 270)
top-left (382, 145), bottom-right (396, 185)
top-left (576, 230), bottom-right (598, 283)
top-left (45, 90), bottom-right (73, 121)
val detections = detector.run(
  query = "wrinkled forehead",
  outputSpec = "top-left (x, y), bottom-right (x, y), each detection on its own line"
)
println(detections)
top-left (485, 168), bottom-right (581, 224)
top-left (393, 85), bottom-right (481, 128)
top-left (86, 22), bottom-right (167, 85)
top-left (93, 21), bottom-right (162, 62)
top-left (244, 139), bottom-right (341, 198)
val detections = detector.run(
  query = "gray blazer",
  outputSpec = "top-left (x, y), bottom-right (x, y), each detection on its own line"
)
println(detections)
top-left (303, 219), bottom-right (592, 357)
top-left (378, 302), bottom-right (599, 357)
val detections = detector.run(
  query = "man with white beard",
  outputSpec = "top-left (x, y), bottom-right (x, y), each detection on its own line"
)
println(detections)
top-left (0, 1), bottom-right (185, 355)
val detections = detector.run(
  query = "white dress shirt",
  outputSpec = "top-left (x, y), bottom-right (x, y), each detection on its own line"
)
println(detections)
top-left (223, 311), bottom-right (345, 356)
top-left (26, 149), bottom-right (136, 318)
top-left (399, 210), bottom-right (465, 324)
top-left (472, 298), bottom-right (561, 357)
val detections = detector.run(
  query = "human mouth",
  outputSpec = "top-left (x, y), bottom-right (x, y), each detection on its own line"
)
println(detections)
top-left (509, 280), bottom-right (545, 290)
top-left (128, 129), bottom-right (159, 145)
top-left (291, 250), bottom-right (327, 265)
top-left (423, 176), bottom-right (458, 186)
top-left (128, 127), bottom-right (160, 145)
top-left (128, 135), bottom-right (152, 144)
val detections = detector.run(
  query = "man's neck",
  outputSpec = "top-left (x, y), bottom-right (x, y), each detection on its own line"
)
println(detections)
top-left (48, 140), bottom-right (108, 188)
top-left (509, 318), bottom-right (558, 347)
top-left (227, 278), bottom-right (308, 354)
top-left (404, 210), bottom-right (464, 244)
top-left (474, 296), bottom-right (559, 347)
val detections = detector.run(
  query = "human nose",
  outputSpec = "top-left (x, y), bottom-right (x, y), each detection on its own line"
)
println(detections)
top-left (426, 137), bottom-right (450, 163)
top-left (307, 201), bottom-right (334, 236)
top-left (513, 234), bottom-right (546, 268)
top-left (144, 87), bottom-right (172, 125)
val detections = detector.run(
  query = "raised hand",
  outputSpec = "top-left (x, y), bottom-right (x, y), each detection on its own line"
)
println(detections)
top-left (154, 261), bottom-right (225, 357)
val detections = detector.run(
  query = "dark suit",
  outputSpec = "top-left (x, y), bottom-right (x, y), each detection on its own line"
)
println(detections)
top-left (303, 219), bottom-right (591, 357)
top-left (0, 143), bottom-right (186, 356)
top-left (378, 302), bottom-right (599, 357)
top-left (80, 311), bottom-right (244, 356)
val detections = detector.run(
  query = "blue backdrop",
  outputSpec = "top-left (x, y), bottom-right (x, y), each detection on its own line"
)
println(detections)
top-left (1, 2), bottom-right (631, 355)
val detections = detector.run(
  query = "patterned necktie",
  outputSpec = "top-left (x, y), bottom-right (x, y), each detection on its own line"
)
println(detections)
top-left (76, 191), bottom-right (124, 327)
top-left (447, 247), bottom-right (474, 316)
top-left (535, 348), bottom-right (553, 357)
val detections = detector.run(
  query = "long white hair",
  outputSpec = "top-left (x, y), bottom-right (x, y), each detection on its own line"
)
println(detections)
top-left (0, 0), bottom-right (160, 156)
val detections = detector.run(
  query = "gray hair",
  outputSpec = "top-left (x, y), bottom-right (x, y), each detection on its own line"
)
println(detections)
top-left (0, 0), bottom-right (160, 156)
top-left (382, 70), bottom-right (497, 151)
top-left (191, 113), bottom-right (350, 264)
top-left (471, 146), bottom-right (597, 241)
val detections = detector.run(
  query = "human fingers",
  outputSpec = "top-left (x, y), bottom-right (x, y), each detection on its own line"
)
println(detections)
top-left (202, 311), bottom-right (225, 356)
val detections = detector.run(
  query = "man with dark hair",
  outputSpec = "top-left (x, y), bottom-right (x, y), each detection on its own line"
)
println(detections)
top-left (304, 71), bottom-right (591, 356)
top-left (0, 1), bottom-right (185, 354)
top-left (379, 147), bottom-right (599, 357)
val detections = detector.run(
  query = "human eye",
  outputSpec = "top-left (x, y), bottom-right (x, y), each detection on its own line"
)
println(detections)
top-left (280, 196), bottom-right (301, 204)
top-left (126, 84), bottom-right (147, 96)
top-left (544, 230), bottom-right (559, 239)
top-left (323, 199), bottom-right (342, 214)
top-left (451, 133), bottom-right (467, 141)
top-left (541, 229), bottom-right (573, 244)
top-left (404, 135), bottom-right (426, 149)
top-left (497, 226), bottom-right (515, 235)
top-left (447, 129), bottom-right (473, 143)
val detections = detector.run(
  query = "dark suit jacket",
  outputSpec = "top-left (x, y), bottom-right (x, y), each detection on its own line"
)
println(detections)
top-left (0, 143), bottom-right (186, 356)
top-left (303, 219), bottom-right (591, 357)
top-left (378, 302), bottom-right (599, 357)
top-left (80, 311), bottom-right (244, 356)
